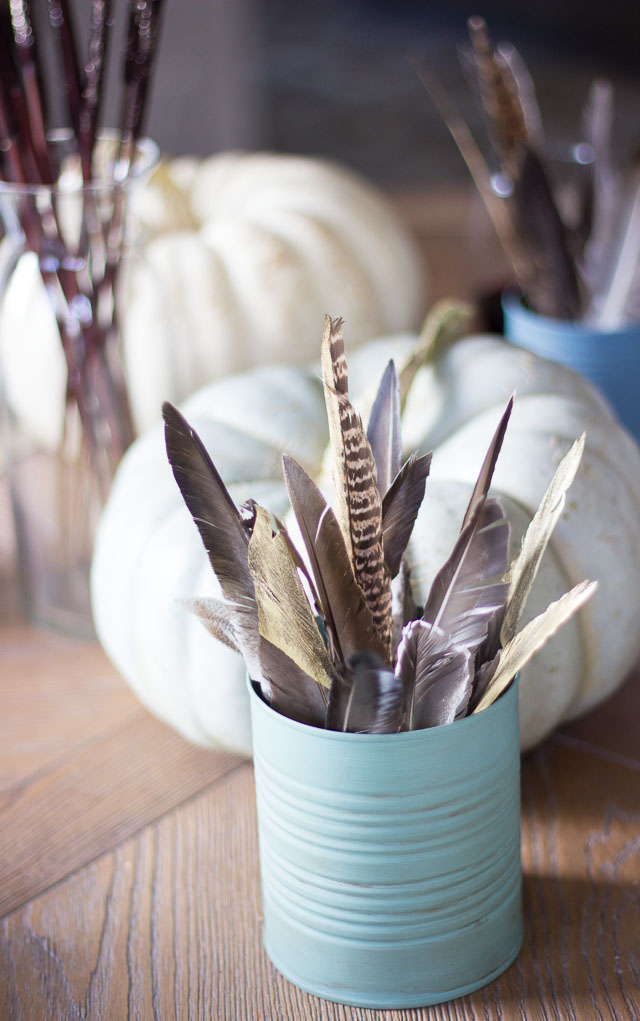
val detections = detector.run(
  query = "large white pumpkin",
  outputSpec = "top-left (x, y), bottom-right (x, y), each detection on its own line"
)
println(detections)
top-left (91, 334), bottom-right (640, 753)
top-left (0, 152), bottom-right (426, 448)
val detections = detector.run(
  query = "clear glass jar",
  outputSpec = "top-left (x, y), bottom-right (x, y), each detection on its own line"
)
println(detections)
top-left (0, 131), bottom-right (160, 635)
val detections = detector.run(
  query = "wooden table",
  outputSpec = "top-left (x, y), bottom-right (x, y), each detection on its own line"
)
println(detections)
top-left (1, 190), bottom-right (639, 1019)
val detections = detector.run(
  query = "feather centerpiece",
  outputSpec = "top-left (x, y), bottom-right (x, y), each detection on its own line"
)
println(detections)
top-left (163, 320), bottom-right (596, 734)
top-left (417, 16), bottom-right (640, 326)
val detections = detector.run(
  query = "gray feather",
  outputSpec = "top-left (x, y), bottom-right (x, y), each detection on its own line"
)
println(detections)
top-left (327, 651), bottom-right (403, 734)
top-left (257, 637), bottom-right (327, 728)
top-left (282, 455), bottom-right (386, 665)
top-left (396, 620), bottom-right (473, 730)
top-left (422, 498), bottom-right (510, 657)
top-left (462, 396), bottom-right (513, 530)
top-left (381, 453), bottom-right (432, 577)
top-left (162, 402), bottom-right (262, 679)
top-left (367, 360), bottom-right (402, 498)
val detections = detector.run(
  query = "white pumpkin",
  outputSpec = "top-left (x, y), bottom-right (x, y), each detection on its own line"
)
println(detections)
top-left (0, 152), bottom-right (426, 448)
top-left (91, 333), bottom-right (640, 754)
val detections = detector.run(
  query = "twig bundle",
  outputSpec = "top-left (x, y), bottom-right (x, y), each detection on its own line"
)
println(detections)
top-left (0, 0), bottom-right (165, 492)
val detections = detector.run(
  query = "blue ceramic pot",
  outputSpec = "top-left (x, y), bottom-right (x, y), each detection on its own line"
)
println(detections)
top-left (502, 293), bottom-right (640, 442)
top-left (249, 679), bottom-right (522, 1008)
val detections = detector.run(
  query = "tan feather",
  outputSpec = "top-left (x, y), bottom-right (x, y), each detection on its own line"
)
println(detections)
top-left (248, 505), bottom-right (335, 690)
top-left (474, 580), bottom-right (598, 713)
top-left (501, 434), bottom-right (585, 644)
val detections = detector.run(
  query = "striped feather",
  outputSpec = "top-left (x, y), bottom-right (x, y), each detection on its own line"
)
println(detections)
top-left (321, 317), bottom-right (393, 662)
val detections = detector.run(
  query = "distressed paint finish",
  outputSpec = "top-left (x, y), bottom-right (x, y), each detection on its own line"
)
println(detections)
top-left (250, 680), bottom-right (522, 1008)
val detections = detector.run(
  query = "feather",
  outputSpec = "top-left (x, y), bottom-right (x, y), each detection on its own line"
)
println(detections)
top-left (391, 560), bottom-right (418, 654)
top-left (282, 455), bottom-right (386, 664)
top-left (495, 42), bottom-right (544, 150)
top-left (367, 360), bottom-right (402, 498)
top-left (327, 651), bottom-right (403, 734)
top-left (256, 637), bottom-right (327, 728)
top-left (590, 157), bottom-right (640, 327)
top-left (180, 596), bottom-right (241, 652)
top-left (162, 402), bottom-right (262, 679)
top-left (510, 143), bottom-right (583, 319)
top-left (177, 595), bottom-right (326, 730)
top-left (247, 505), bottom-right (336, 691)
top-left (321, 316), bottom-right (393, 661)
top-left (580, 79), bottom-right (616, 299)
top-left (464, 18), bottom-right (581, 319)
top-left (396, 619), bottom-right (472, 730)
top-left (461, 396), bottom-right (513, 530)
top-left (474, 580), bottom-right (598, 713)
top-left (320, 315), bottom-right (352, 560)
top-left (412, 61), bottom-right (538, 311)
top-left (501, 434), bottom-right (585, 644)
top-left (474, 607), bottom-right (505, 674)
top-left (466, 16), bottom-right (528, 173)
top-left (381, 453), bottom-right (432, 577)
top-left (422, 498), bottom-right (511, 657)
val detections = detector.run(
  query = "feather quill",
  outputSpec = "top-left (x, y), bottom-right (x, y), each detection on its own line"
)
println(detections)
top-left (381, 453), bottom-right (432, 577)
top-left (327, 651), bottom-right (403, 733)
top-left (396, 620), bottom-right (472, 730)
top-left (422, 498), bottom-right (510, 657)
top-left (501, 434), bottom-right (585, 644)
top-left (474, 580), bottom-right (598, 713)
top-left (321, 316), bottom-right (393, 661)
top-left (247, 505), bottom-right (336, 691)
top-left (282, 455), bottom-right (386, 664)
top-left (367, 360), bottom-right (402, 498)
top-left (162, 402), bottom-right (262, 678)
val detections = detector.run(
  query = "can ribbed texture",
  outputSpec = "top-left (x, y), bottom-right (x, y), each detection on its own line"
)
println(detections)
top-left (249, 680), bottom-right (522, 1008)
top-left (503, 293), bottom-right (640, 442)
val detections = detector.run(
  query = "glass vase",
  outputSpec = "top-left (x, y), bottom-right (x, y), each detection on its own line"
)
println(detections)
top-left (0, 131), bottom-right (159, 636)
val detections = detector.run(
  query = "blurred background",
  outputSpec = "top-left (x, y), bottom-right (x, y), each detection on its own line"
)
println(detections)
top-left (33, 0), bottom-right (640, 188)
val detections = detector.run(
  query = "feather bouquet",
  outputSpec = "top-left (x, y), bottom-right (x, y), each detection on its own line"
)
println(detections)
top-left (163, 316), bottom-right (596, 734)
top-left (417, 16), bottom-right (640, 327)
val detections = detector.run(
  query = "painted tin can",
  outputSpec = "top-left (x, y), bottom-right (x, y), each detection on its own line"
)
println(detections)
top-left (502, 293), bottom-right (640, 443)
top-left (249, 679), bottom-right (522, 1008)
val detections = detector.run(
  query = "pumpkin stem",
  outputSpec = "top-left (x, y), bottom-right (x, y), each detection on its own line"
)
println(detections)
top-left (398, 299), bottom-right (475, 410)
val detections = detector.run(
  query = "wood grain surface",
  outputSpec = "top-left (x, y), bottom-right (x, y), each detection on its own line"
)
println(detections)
top-left (1, 187), bottom-right (639, 1019)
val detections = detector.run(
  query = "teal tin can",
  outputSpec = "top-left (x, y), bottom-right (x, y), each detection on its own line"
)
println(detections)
top-left (249, 679), bottom-right (522, 1009)
top-left (503, 292), bottom-right (640, 443)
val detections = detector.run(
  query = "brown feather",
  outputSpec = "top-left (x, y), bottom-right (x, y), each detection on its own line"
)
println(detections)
top-left (282, 455), bottom-right (387, 665)
top-left (467, 16), bottom-right (528, 175)
top-left (321, 317), bottom-right (393, 663)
